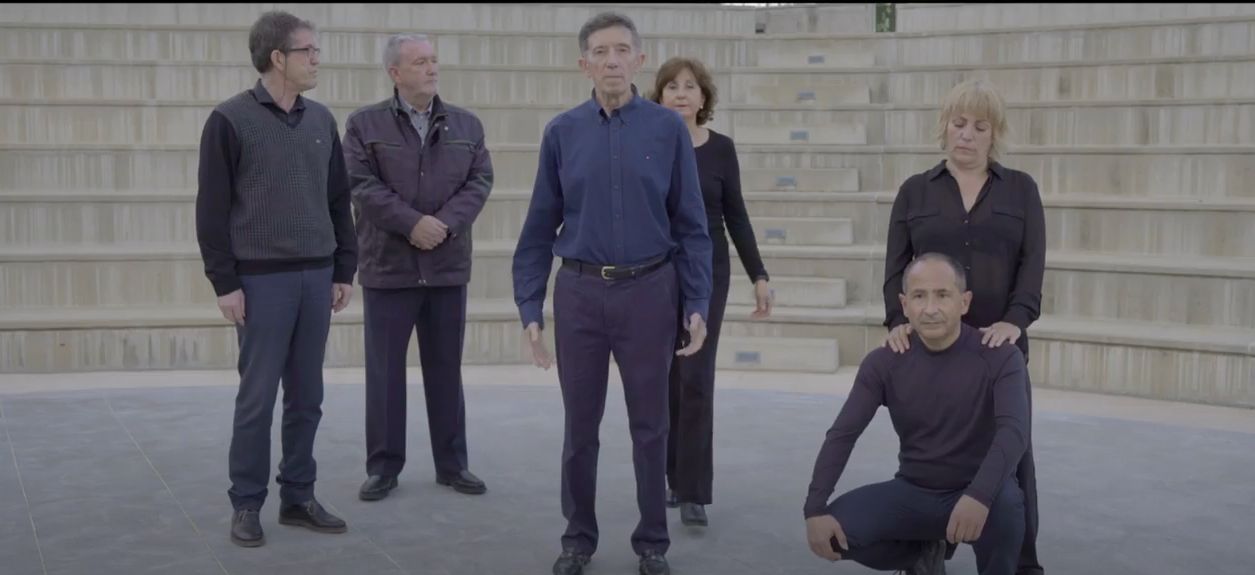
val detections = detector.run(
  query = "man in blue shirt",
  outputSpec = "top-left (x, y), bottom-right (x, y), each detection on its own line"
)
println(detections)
top-left (512, 11), bottom-right (713, 575)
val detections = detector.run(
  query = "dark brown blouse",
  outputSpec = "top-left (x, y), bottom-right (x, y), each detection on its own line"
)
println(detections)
top-left (882, 160), bottom-right (1046, 359)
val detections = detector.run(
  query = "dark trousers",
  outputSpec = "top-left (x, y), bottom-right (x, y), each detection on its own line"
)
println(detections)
top-left (227, 266), bottom-right (333, 511)
top-left (553, 262), bottom-right (679, 557)
top-left (363, 285), bottom-right (469, 478)
top-left (665, 248), bottom-right (730, 506)
top-left (1017, 372), bottom-right (1042, 575)
top-left (827, 477), bottom-right (1025, 575)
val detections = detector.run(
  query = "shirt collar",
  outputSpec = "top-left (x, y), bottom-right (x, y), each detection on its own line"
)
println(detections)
top-left (927, 159), bottom-right (1006, 181)
top-left (586, 84), bottom-right (641, 124)
top-left (252, 79), bottom-right (305, 111)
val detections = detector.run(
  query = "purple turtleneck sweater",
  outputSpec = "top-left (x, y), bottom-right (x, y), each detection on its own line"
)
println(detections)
top-left (804, 324), bottom-right (1029, 518)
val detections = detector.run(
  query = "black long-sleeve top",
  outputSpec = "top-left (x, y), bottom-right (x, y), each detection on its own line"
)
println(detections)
top-left (804, 324), bottom-right (1030, 518)
top-left (883, 160), bottom-right (1046, 358)
top-left (196, 82), bottom-right (357, 296)
top-left (697, 130), bottom-right (768, 281)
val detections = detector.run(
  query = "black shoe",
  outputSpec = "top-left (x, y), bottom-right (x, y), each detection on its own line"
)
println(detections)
top-left (278, 499), bottom-right (347, 534)
top-left (552, 549), bottom-right (591, 575)
top-left (230, 509), bottom-right (264, 547)
top-left (359, 475), bottom-right (398, 501)
top-left (679, 502), bottom-right (707, 526)
top-left (436, 469), bottom-right (487, 495)
top-left (665, 489), bottom-right (679, 508)
top-left (639, 550), bottom-right (670, 575)
top-left (904, 540), bottom-right (947, 575)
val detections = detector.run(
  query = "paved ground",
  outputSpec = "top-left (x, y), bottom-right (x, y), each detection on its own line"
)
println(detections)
top-left (0, 367), bottom-right (1252, 575)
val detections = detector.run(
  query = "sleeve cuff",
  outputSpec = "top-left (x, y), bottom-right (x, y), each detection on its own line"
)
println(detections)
top-left (962, 486), bottom-right (995, 510)
top-left (397, 209), bottom-right (423, 239)
top-left (684, 298), bottom-right (710, 324)
top-left (1002, 308), bottom-right (1032, 330)
top-left (210, 276), bottom-right (242, 297)
top-left (519, 301), bottom-right (544, 330)
top-left (332, 266), bottom-right (356, 286)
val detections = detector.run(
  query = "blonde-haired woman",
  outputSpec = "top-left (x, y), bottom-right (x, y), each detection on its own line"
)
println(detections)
top-left (650, 56), bottom-right (772, 528)
top-left (883, 78), bottom-right (1046, 575)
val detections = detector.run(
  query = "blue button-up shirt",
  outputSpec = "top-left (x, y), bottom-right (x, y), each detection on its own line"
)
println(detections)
top-left (512, 89), bottom-right (713, 329)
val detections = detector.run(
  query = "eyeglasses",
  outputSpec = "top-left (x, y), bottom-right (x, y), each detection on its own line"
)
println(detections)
top-left (285, 46), bottom-right (321, 58)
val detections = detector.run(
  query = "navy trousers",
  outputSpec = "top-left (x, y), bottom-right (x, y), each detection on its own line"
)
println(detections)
top-left (227, 266), bottom-right (333, 511)
top-left (363, 285), bottom-right (470, 479)
top-left (827, 477), bottom-right (1025, 575)
top-left (553, 262), bottom-right (680, 557)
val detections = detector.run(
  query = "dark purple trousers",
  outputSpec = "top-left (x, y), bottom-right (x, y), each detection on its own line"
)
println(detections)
top-left (363, 285), bottom-right (469, 479)
top-left (553, 262), bottom-right (679, 557)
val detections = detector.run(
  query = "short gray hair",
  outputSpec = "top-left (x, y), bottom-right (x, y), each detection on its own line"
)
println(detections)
top-left (902, 252), bottom-right (968, 293)
top-left (578, 12), bottom-right (641, 54)
top-left (383, 33), bottom-right (431, 70)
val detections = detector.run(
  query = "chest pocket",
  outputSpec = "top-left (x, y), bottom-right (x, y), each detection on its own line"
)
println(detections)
top-left (990, 203), bottom-right (1026, 248)
top-left (427, 138), bottom-right (476, 186)
top-left (366, 140), bottom-right (417, 189)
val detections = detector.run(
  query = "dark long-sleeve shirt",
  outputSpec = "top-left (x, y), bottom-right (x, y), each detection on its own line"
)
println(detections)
top-left (196, 81), bottom-right (357, 296)
top-left (883, 160), bottom-right (1046, 358)
top-left (512, 88), bottom-right (713, 329)
top-left (697, 130), bottom-right (768, 282)
top-left (803, 324), bottom-right (1029, 518)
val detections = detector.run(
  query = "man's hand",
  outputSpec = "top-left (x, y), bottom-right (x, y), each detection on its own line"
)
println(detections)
top-left (217, 289), bottom-right (246, 326)
top-left (979, 322), bottom-right (1022, 348)
top-left (946, 495), bottom-right (990, 545)
top-left (751, 279), bottom-right (773, 319)
top-left (525, 322), bottom-right (552, 370)
top-left (676, 313), bottom-right (707, 357)
top-left (332, 283), bottom-right (353, 313)
top-left (884, 323), bottom-right (912, 354)
top-left (409, 215), bottom-right (449, 250)
top-left (805, 515), bottom-right (848, 561)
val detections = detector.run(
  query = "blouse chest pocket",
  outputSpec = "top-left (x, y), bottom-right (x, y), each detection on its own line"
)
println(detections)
top-left (990, 203), bottom-right (1027, 247)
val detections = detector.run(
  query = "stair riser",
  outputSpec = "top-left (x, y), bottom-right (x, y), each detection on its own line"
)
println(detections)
top-left (0, 200), bottom-right (857, 247)
top-left (10, 148), bottom-right (1249, 201)
top-left (0, 4), bottom-right (757, 35)
top-left (1029, 338), bottom-right (1255, 408)
top-left (0, 320), bottom-right (845, 373)
top-left (1042, 269), bottom-right (1255, 329)
top-left (897, 3), bottom-right (1255, 33)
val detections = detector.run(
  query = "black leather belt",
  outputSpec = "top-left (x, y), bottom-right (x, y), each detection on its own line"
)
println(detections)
top-left (561, 255), bottom-right (670, 281)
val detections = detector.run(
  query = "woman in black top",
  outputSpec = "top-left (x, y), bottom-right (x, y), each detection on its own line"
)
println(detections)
top-left (882, 78), bottom-right (1046, 575)
top-left (651, 57), bottom-right (772, 528)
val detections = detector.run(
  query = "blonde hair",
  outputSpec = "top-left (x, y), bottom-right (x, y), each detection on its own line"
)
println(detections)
top-left (934, 78), bottom-right (1009, 160)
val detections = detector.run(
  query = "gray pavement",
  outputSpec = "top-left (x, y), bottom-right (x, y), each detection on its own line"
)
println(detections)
top-left (0, 379), bottom-right (1252, 575)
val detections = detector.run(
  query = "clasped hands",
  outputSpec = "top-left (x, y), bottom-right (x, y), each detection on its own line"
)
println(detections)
top-left (409, 215), bottom-right (449, 250)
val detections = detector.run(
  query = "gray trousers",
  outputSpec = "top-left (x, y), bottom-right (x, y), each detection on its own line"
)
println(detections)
top-left (227, 266), bottom-right (333, 511)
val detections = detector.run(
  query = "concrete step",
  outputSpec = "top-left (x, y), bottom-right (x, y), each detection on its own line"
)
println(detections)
top-left (0, 241), bottom-right (861, 311)
top-left (741, 168), bottom-right (860, 193)
top-left (5, 143), bottom-right (1252, 200)
top-left (757, 4), bottom-right (877, 35)
top-left (8, 57), bottom-right (1255, 107)
top-left (896, 3), bottom-right (1255, 33)
top-left (725, 276), bottom-right (848, 309)
top-left (0, 4), bottom-right (758, 35)
top-left (0, 191), bottom-right (856, 247)
top-left (1028, 315), bottom-right (1255, 407)
top-left (0, 299), bottom-right (846, 373)
top-left (6, 99), bottom-right (1255, 148)
top-left (891, 18), bottom-right (1255, 67)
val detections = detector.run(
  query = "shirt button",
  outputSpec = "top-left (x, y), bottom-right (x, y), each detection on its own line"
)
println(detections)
top-left (964, 219), bottom-right (969, 224)
top-left (965, 241), bottom-right (970, 246)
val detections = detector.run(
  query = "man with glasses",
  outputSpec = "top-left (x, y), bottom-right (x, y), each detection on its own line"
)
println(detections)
top-left (195, 10), bottom-right (357, 547)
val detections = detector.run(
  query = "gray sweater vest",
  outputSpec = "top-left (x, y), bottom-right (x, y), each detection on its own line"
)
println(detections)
top-left (215, 92), bottom-right (337, 261)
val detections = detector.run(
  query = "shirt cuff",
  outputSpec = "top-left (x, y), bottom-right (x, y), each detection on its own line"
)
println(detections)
top-left (962, 485), bottom-right (995, 510)
top-left (1002, 308), bottom-right (1033, 331)
top-left (684, 298), bottom-right (710, 324)
top-left (332, 265), bottom-right (356, 286)
top-left (210, 275), bottom-right (243, 297)
top-left (519, 301), bottom-right (544, 330)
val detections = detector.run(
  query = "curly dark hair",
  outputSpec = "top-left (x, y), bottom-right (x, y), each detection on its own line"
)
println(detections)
top-left (650, 57), bottom-right (718, 126)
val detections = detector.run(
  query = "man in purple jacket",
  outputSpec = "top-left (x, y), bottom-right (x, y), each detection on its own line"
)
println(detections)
top-left (803, 253), bottom-right (1029, 575)
top-left (343, 33), bottom-right (493, 501)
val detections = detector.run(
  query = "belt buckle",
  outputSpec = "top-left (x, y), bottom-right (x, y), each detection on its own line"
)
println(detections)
top-left (600, 265), bottom-right (615, 280)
